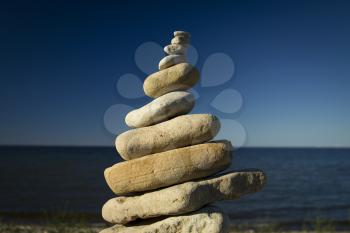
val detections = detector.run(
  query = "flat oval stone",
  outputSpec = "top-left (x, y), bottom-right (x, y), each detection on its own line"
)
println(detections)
top-left (143, 63), bottom-right (199, 98)
top-left (174, 30), bottom-right (190, 38)
top-left (105, 141), bottom-right (232, 195)
top-left (164, 44), bottom-right (187, 55)
top-left (102, 170), bottom-right (266, 224)
top-left (158, 54), bottom-right (186, 70)
top-left (125, 91), bottom-right (195, 128)
top-left (116, 114), bottom-right (220, 160)
top-left (100, 206), bottom-right (230, 233)
top-left (171, 36), bottom-right (189, 45)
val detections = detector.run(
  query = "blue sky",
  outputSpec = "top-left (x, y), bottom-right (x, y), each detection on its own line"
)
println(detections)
top-left (0, 0), bottom-right (349, 147)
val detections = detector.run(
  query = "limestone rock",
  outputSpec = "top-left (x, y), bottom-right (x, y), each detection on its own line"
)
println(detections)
top-left (125, 91), bottom-right (195, 128)
top-left (116, 114), bottom-right (220, 160)
top-left (164, 44), bottom-right (187, 55)
top-left (174, 31), bottom-right (190, 38)
top-left (171, 36), bottom-right (189, 45)
top-left (105, 141), bottom-right (232, 195)
top-left (143, 63), bottom-right (199, 98)
top-left (102, 170), bottom-right (266, 224)
top-left (159, 54), bottom-right (187, 70)
top-left (100, 206), bottom-right (230, 233)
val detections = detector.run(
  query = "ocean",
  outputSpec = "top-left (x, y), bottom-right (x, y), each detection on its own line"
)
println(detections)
top-left (0, 146), bottom-right (349, 225)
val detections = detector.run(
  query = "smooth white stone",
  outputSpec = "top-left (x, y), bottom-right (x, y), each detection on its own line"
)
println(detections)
top-left (158, 54), bottom-right (187, 70)
top-left (125, 91), bottom-right (195, 128)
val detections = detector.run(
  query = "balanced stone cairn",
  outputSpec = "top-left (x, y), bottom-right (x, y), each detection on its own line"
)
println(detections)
top-left (100, 31), bottom-right (267, 233)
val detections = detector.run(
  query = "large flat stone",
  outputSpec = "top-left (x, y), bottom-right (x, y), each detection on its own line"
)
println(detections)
top-left (116, 114), bottom-right (220, 160)
top-left (125, 91), bottom-right (195, 128)
top-left (102, 170), bottom-right (266, 224)
top-left (143, 63), bottom-right (199, 98)
top-left (100, 206), bottom-right (230, 233)
top-left (105, 141), bottom-right (232, 195)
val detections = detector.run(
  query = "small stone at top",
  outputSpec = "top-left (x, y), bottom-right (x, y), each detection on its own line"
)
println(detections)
top-left (164, 44), bottom-right (188, 55)
top-left (171, 36), bottom-right (189, 45)
top-left (174, 31), bottom-right (190, 38)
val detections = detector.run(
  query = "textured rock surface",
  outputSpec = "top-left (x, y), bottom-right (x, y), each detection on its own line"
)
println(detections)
top-left (164, 44), bottom-right (187, 55)
top-left (105, 141), bottom-right (232, 195)
top-left (125, 91), bottom-right (195, 128)
top-left (100, 206), bottom-right (230, 233)
top-left (116, 114), bottom-right (220, 160)
top-left (171, 36), bottom-right (189, 45)
top-left (159, 54), bottom-right (187, 70)
top-left (102, 170), bottom-right (266, 224)
top-left (143, 63), bottom-right (199, 98)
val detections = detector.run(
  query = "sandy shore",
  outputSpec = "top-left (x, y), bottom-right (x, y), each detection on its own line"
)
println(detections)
top-left (0, 223), bottom-right (103, 233)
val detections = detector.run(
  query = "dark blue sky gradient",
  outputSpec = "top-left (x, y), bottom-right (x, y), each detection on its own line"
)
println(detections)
top-left (1, 0), bottom-right (349, 147)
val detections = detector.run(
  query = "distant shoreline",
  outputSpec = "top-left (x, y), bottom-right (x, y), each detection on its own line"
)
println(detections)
top-left (1, 222), bottom-right (350, 233)
top-left (0, 211), bottom-right (103, 224)
top-left (1, 211), bottom-right (350, 231)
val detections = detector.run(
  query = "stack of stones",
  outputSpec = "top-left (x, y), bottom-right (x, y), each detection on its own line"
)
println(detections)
top-left (100, 31), bottom-right (267, 233)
